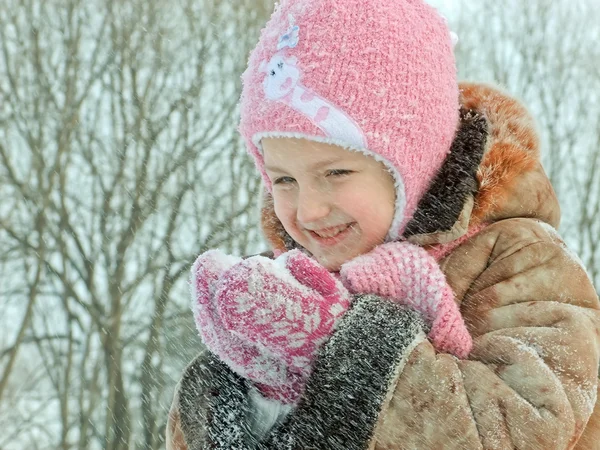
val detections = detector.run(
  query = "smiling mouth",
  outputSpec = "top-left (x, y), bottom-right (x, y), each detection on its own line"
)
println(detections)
top-left (312, 224), bottom-right (351, 238)
top-left (306, 223), bottom-right (357, 248)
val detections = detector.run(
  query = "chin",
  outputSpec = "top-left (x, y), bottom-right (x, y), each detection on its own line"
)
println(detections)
top-left (313, 254), bottom-right (344, 272)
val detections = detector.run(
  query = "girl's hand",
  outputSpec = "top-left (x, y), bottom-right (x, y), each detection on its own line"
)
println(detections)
top-left (191, 249), bottom-right (351, 404)
top-left (191, 250), bottom-right (303, 403)
top-left (215, 249), bottom-right (352, 380)
top-left (339, 241), bottom-right (472, 358)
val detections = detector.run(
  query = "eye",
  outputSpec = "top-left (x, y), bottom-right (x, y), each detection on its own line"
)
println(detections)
top-left (326, 169), bottom-right (353, 177)
top-left (273, 176), bottom-right (296, 185)
top-left (277, 62), bottom-right (283, 69)
top-left (270, 70), bottom-right (276, 76)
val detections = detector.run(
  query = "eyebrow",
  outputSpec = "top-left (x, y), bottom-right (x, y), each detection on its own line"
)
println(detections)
top-left (264, 157), bottom-right (347, 173)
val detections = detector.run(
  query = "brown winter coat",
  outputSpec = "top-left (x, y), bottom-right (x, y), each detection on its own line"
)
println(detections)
top-left (166, 82), bottom-right (600, 449)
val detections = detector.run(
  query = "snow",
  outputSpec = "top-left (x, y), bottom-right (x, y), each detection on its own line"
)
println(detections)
top-left (246, 388), bottom-right (293, 441)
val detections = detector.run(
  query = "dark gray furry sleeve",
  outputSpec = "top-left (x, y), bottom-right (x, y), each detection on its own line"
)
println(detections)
top-left (177, 350), bottom-right (254, 449)
top-left (262, 294), bottom-right (426, 450)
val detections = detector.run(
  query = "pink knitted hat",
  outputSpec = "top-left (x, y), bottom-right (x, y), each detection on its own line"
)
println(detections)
top-left (239, 0), bottom-right (460, 240)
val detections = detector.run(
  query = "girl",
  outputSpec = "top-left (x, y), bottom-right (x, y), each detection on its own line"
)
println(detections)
top-left (167, 0), bottom-right (600, 448)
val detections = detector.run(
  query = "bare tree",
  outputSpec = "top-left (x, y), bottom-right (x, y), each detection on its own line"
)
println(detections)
top-left (6, 0), bottom-right (595, 448)
top-left (0, 0), bottom-right (272, 448)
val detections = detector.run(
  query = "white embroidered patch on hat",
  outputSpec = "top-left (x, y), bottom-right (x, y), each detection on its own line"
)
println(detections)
top-left (258, 16), bottom-right (367, 149)
top-left (277, 15), bottom-right (300, 50)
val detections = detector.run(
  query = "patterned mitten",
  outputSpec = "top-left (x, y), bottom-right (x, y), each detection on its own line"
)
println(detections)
top-left (216, 249), bottom-right (352, 380)
top-left (191, 250), bottom-right (304, 403)
top-left (339, 241), bottom-right (472, 358)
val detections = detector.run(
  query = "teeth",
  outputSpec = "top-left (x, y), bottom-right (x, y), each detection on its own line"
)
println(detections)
top-left (314, 224), bottom-right (349, 238)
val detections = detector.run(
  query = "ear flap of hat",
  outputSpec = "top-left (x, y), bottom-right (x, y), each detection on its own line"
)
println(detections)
top-left (403, 108), bottom-right (489, 244)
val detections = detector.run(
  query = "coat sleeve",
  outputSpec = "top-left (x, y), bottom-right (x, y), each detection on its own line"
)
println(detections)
top-left (164, 298), bottom-right (427, 450)
top-left (374, 219), bottom-right (600, 449)
top-left (262, 295), bottom-right (427, 450)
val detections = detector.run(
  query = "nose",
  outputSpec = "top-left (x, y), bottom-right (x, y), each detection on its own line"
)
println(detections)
top-left (296, 186), bottom-right (331, 225)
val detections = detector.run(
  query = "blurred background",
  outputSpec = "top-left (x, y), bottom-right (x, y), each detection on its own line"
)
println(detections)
top-left (0, 0), bottom-right (598, 448)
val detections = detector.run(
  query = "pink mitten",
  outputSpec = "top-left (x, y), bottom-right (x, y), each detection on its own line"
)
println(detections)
top-left (339, 242), bottom-right (472, 358)
top-left (191, 250), bottom-right (303, 402)
top-left (215, 249), bottom-right (352, 380)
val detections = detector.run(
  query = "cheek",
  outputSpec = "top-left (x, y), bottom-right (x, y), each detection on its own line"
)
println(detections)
top-left (340, 187), bottom-right (389, 216)
top-left (342, 186), bottom-right (394, 231)
top-left (272, 193), bottom-right (297, 230)
top-left (372, 196), bottom-right (395, 222)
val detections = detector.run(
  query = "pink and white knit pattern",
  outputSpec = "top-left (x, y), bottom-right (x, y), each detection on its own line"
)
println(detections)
top-left (191, 249), bottom-right (352, 403)
top-left (340, 242), bottom-right (472, 358)
top-left (216, 250), bottom-right (351, 378)
top-left (191, 250), bottom-right (304, 402)
top-left (240, 0), bottom-right (459, 239)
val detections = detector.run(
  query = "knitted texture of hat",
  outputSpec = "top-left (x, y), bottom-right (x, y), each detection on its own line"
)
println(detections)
top-left (239, 0), bottom-right (459, 239)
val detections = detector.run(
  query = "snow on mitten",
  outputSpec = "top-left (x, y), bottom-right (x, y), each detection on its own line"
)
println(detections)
top-left (191, 250), bottom-right (303, 403)
top-left (215, 249), bottom-right (352, 380)
top-left (339, 242), bottom-right (472, 358)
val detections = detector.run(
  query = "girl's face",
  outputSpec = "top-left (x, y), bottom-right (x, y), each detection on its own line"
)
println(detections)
top-left (263, 137), bottom-right (396, 271)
